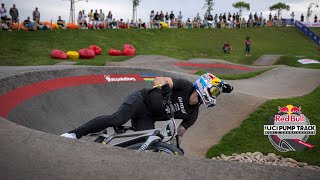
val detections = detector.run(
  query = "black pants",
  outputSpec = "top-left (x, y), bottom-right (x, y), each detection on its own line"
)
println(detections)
top-left (70, 91), bottom-right (154, 138)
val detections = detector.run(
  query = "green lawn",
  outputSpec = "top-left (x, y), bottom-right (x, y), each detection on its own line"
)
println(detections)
top-left (194, 68), bottom-right (272, 80)
top-left (276, 55), bottom-right (320, 69)
top-left (207, 87), bottom-right (320, 166)
top-left (0, 27), bottom-right (319, 66)
top-left (310, 27), bottom-right (320, 36)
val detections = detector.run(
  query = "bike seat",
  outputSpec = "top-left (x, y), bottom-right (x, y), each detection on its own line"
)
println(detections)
top-left (113, 126), bottom-right (135, 134)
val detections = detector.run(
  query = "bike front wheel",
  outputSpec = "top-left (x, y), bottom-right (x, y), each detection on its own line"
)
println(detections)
top-left (126, 142), bottom-right (184, 156)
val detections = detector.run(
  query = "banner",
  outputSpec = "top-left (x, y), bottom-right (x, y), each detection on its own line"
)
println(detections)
top-left (295, 21), bottom-right (320, 45)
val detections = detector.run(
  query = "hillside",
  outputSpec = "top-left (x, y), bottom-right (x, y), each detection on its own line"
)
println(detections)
top-left (0, 27), bottom-right (319, 66)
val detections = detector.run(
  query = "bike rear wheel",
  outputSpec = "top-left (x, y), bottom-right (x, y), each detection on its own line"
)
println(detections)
top-left (126, 142), bottom-right (184, 156)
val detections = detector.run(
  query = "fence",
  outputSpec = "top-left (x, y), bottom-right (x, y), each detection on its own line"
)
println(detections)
top-left (295, 20), bottom-right (320, 46)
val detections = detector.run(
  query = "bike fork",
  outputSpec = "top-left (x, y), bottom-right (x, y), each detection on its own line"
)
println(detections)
top-left (138, 130), bottom-right (163, 151)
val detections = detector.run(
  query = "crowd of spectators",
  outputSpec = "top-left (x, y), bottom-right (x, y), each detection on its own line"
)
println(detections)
top-left (0, 2), bottom-right (319, 31)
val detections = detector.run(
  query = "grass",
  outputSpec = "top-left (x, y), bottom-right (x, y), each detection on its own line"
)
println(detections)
top-left (194, 68), bottom-right (272, 80)
top-left (275, 55), bottom-right (320, 69)
top-left (206, 87), bottom-right (320, 166)
top-left (310, 27), bottom-right (320, 36)
top-left (0, 27), bottom-right (319, 66)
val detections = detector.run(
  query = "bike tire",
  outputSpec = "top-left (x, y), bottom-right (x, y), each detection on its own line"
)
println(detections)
top-left (126, 142), bottom-right (184, 156)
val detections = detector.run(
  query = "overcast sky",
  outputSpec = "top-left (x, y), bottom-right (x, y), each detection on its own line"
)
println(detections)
top-left (2, 0), bottom-right (319, 22)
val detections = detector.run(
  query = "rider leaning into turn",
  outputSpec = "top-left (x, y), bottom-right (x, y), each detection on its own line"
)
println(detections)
top-left (61, 73), bottom-right (233, 143)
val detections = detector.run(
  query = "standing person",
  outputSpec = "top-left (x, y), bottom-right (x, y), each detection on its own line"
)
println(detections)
top-left (150, 10), bottom-right (155, 28)
top-left (0, 3), bottom-right (7, 20)
top-left (106, 11), bottom-right (113, 28)
top-left (314, 15), bottom-right (318, 23)
top-left (82, 10), bottom-right (88, 28)
top-left (99, 9), bottom-right (105, 22)
top-left (93, 10), bottom-right (99, 29)
top-left (160, 11), bottom-right (164, 22)
top-left (165, 12), bottom-right (169, 24)
top-left (154, 12), bottom-right (160, 28)
top-left (269, 13), bottom-right (272, 21)
top-left (228, 12), bottom-right (231, 21)
top-left (61, 74), bottom-right (234, 151)
top-left (301, 13), bottom-right (304, 22)
top-left (9, 4), bottom-right (18, 22)
top-left (169, 11), bottom-right (175, 21)
top-left (88, 9), bottom-right (94, 23)
top-left (290, 12), bottom-right (295, 25)
top-left (245, 36), bottom-right (251, 56)
top-left (32, 7), bottom-right (40, 21)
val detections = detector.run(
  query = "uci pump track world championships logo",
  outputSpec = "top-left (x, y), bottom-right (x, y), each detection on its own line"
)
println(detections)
top-left (264, 105), bottom-right (316, 152)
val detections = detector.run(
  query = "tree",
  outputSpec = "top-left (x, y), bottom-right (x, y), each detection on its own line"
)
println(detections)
top-left (232, 2), bottom-right (250, 18)
top-left (132, 0), bottom-right (141, 22)
top-left (306, 3), bottom-right (319, 22)
top-left (269, 2), bottom-right (290, 19)
top-left (203, 0), bottom-right (215, 13)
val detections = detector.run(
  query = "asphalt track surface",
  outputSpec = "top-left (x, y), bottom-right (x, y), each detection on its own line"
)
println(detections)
top-left (0, 61), bottom-right (320, 179)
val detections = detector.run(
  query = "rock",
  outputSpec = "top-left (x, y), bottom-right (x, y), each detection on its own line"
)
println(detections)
top-left (266, 155), bottom-right (277, 162)
top-left (235, 155), bottom-right (241, 160)
top-left (255, 155), bottom-right (261, 161)
top-left (212, 157), bottom-right (217, 160)
top-left (246, 152), bottom-right (252, 156)
top-left (232, 153), bottom-right (239, 156)
top-left (286, 158), bottom-right (297, 164)
top-left (245, 159), bottom-right (253, 163)
top-left (253, 152), bottom-right (263, 157)
top-left (241, 153), bottom-right (246, 156)
top-left (267, 153), bottom-right (277, 157)
top-left (216, 156), bottom-right (222, 160)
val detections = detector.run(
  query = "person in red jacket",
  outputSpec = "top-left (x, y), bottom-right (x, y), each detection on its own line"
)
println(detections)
top-left (245, 36), bottom-right (251, 56)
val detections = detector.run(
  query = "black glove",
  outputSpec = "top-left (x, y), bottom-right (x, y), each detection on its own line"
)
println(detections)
top-left (161, 84), bottom-right (172, 98)
top-left (222, 83), bottom-right (233, 93)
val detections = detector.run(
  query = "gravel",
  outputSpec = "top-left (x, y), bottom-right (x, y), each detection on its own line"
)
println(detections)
top-left (212, 152), bottom-right (320, 170)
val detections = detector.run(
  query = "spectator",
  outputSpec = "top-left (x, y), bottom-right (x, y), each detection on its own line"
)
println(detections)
top-left (150, 10), bottom-right (155, 21)
top-left (186, 18), bottom-right (192, 29)
top-left (109, 18), bottom-right (117, 29)
top-left (138, 18), bottom-right (146, 29)
top-left (150, 10), bottom-right (155, 28)
top-left (249, 12), bottom-right (253, 20)
top-left (24, 16), bottom-right (35, 30)
top-left (154, 12), bottom-right (160, 28)
top-left (0, 3), bottom-right (7, 20)
top-left (57, 16), bottom-right (66, 29)
top-left (223, 41), bottom-right (232, 53)
top-left (9, 4), bottom-right (18, 22)
top-left (259, 12), bottom-right (263, 20)
top-left (106, 11), bottom-right (113, 29)
top-left (222, 13), bottom-right (226, 22)
top-left (33, 7), bottom-right (40, 21)
top-left (301, 13), bottom-right (304, 22)
top-left (35, 18), bottom-right (48, 30)
top-left (232, 13), bottom-right (236, 21)
top-left (207, 12), bottom-right (213, 28)
top-left (245, 36), bottom-right (251, 56)
top-left (315, 15), bottom-right (318, 23)
top-left (1, 15), bottom-right (12, 31)
top-left (228, 12), bottom-right (231, 21)
top-left (204, 11), bottom-right (208, 22)
top-left (88, 9), bottom-right (93, 22)
top-left (269, 13), bottom-right (272, 21)
top-left (78, 11), bottom-right (84, 28)
top-left (129, 20), bottom-right (137, 28)
top-left (254, 12), bottom-right (258, 21)
top-left (290, 12), bottom-right (295, 25)
top-left (169, 11), bottom-right (175, 21)
top-left (177, 11), bottom-right (183, 28)
top-left (165, 12), bottom-right (169, 24)
top-left (241, 18), bottom-right (247, 28)
top-left (170, 18), bottom-right (177, 28)
top-left (236, 12), bottom-right (240, 21)
top-left (93, 10), bottom-right (99, 29)
top-left (82, 10), bottom-right (88, 28)
top-left (218, 13), bottom-right (222, 22)
top-left (99, 9), bottom-right (105, 21)
top-left (274, 14), bottom-right (278, 21)
top-left (160, 11), bottom-right (164, 22)
top-left (214, 14), bottom-right (218, 25)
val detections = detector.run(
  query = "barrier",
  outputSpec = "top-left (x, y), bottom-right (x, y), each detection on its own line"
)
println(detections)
top-left (295, 20), bottom-right (320, 45)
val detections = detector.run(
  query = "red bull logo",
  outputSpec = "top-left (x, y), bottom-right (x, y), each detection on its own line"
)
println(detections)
top-left (278, 105), bottom-right (301, 114)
